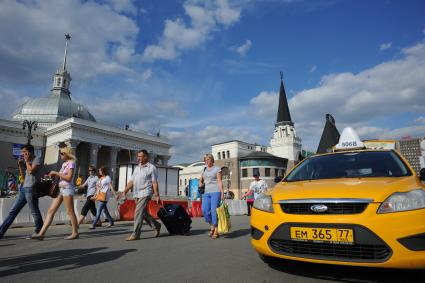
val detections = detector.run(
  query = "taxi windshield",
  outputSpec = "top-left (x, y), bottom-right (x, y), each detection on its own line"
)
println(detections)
top-left (285, 151), bottom-right (412, 182)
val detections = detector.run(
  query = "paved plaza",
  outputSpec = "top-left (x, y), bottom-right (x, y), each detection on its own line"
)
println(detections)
top-left (0, 216), bottom-right (423, 283)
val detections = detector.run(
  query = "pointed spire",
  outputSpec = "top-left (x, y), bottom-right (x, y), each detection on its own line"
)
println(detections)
top-left (51, 33), bottom-right (72, 99)
top-left (316, 114), bottom-right (340, 154)
top-left (62, 33), bottom-right (71, 71)
top-left (276, 72), bottom-right (293, 126)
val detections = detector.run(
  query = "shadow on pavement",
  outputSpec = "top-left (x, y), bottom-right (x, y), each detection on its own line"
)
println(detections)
top-left (187, 229), bottom-right (209, 236)
top-left (0, 247), bottom-right (136, 278)
top-left (267, 258), bottom-right (425, 283)
top-left (223, 228), bottom-right (250, 239)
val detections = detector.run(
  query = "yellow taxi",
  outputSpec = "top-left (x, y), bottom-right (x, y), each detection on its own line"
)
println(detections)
top-left (251, 127), bottom-right (425, 269)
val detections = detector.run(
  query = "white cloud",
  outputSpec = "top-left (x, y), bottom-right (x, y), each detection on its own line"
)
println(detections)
top-left (232, 39), bottom-right (252, 56)
top-left (290, 42), bottom-right (425, 125)
top-left (357, 125), bottom-right (425, 140)
top-left (416, 116), bottom-right (425, 124)
top-left (310, 65), bottom-right (317, 72)
top-left (141, 69), bottom-right (153, 81)
top-left (142, 0), bottom-right (241, 62)
top-left (0, 0), bottom-right (140, 84)
top-left (380, 42), bottom-right (392, 51)
top-left (249, 40), bottom-right (425, 151)
top-left (250, 91), bottom-right (278, 118)
top-left (102, 0), bottom-right (138, 15)
top-left (167, 125), bottom-right (263, 164)
top-left (0, 88), bottom-right (31, 120)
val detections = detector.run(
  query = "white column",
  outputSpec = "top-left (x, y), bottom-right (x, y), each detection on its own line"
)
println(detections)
top-left (110, 147), bottom-right (119, 187)
top-left (150, 152), bottom-right (157, 164)
top-left (67, 140), bottom-right (80, 156)
top-left (89, 143), bottom-right (101, 168)
top-left (131, 150), bottom-right (138, 163)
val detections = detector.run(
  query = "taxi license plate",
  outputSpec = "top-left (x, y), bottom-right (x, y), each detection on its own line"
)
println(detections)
top-left (290, 227), bottom-right (354, 244)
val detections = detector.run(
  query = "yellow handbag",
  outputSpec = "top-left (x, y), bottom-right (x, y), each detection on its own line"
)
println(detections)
top-left (216, 202), bottom-right (231, 234)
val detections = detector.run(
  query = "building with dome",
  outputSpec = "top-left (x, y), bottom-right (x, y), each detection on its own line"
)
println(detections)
top-left (0, 35), bottom-right (172, 185)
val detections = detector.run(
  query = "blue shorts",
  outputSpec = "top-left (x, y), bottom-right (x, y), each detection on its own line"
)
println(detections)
top-left (60, 187), bottom-right (75, 196)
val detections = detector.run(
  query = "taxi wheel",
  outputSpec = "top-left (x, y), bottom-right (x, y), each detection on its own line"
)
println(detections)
top-left (258, 253), bottom-right (280, 265)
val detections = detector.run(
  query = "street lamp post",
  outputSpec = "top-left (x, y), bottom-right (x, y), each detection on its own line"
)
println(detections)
top-left (22, 120), bottom-right (38, 145)
top-left (224, 161), bottom-right (233, 199)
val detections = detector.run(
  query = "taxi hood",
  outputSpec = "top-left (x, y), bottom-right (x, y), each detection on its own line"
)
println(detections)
top-left (272, 176), bottom-right (421, 203)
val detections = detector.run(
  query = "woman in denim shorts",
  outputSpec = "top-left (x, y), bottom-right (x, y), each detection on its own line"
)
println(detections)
top-left (31, 146), bottom-right (79, 240)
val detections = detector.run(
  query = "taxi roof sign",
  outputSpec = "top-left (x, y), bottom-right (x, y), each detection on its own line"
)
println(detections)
top-left (334, 127), bottom-right (365, 151)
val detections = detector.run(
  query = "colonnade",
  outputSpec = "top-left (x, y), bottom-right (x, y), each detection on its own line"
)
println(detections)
top-left (58, 140), bottom-right (171, 188)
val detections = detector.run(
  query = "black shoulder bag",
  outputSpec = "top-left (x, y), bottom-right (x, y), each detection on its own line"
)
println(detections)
top-left (32, 175), bottom-right (59, 199)
top-left (198, 167), bottom-right (207, 195)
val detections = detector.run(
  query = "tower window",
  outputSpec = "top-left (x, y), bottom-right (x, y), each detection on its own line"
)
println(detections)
top-left (265, 168), bottom-right (270, 177)
top-left (218, 152), bottom-right (221, 160)
top-left (253, 168), bottom-right (259, 177)
top-left (242, 168), bottom-right (248, 177)
top-left (57, 78), bottom-right (61, 86)
top-left (227, 150), bottom-right (230, 159)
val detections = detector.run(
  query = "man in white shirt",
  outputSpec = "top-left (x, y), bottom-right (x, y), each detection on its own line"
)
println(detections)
top-left (249, 173), bottom-right (268, 200)
top-left (121, 150), bottom-right (161, 241)
top-left (243, 172), bottom-right (268, 215)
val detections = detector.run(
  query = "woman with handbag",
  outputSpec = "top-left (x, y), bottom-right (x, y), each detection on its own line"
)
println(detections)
top-left (75, 165), bottom-right (99, 225)
top-left (89, 166), bottom-right (117, 229)
top-left (199, 153), bottom-right (224, 239)
top-left (31, 146), bottom-right (79, 240)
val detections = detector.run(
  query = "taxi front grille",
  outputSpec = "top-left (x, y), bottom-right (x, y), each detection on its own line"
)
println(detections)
top-left (268, 223), bottom-right (392, 263)
top-left (280, 203), bottom-right (368, 214)
top-left (269, 240), bottom-right (391, 262)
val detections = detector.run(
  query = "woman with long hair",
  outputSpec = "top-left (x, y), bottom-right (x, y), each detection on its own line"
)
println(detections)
top-left (31, 146), bottom-right (79, 240)
top-left (199, 153), bottom-right (224, 239)
top-left (89, 166), bottom-right (117, 229)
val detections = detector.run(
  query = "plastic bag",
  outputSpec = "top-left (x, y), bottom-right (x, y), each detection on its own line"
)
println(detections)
top-left (217, 201), bottom-right (231, 234)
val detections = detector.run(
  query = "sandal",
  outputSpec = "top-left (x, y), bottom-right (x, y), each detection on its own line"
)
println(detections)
top-left (211, 232), bottom-right (219, 239)
top-left (208, 228), bottom-right (215, 237)
top-left (64, 234), bottom-right (79, 240)
top-left (31, 234), bottom-right (44, 241)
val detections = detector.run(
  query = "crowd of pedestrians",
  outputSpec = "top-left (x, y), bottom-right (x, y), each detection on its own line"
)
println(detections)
top-left (0, 144), bottom-right (260, 242)
top-left (0, 144), bottom-right (165, 241)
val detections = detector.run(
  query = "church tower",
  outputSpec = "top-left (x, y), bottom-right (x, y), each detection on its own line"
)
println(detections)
top-left (268, 73), bottom-right (302, 170)
top-left (51, 33), bottom-right (72, 98)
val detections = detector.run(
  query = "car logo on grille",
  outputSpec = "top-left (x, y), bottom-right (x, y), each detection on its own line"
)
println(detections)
top-left (310, 204), bottom-right (328, 213)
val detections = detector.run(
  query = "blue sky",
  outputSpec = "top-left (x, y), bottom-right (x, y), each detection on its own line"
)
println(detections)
top-left (0, 0), bottom-right (424, 164)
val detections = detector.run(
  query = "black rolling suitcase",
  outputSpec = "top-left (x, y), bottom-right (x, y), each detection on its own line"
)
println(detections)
top-left (157, 204), bottom-right (192, 235)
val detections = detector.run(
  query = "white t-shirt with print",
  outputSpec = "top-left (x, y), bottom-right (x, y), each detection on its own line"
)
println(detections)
top-left (249, 179), bottom-right (268, 199)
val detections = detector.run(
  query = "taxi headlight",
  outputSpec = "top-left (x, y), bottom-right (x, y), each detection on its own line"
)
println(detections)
top-left (377, 189), bottom-right (425, 213)
top-left (253, 193), bottom-right (274, 213)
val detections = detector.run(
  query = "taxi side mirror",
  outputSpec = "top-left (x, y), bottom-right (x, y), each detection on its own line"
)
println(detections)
top-left (420, 168), bottom-right (425, 181)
